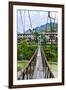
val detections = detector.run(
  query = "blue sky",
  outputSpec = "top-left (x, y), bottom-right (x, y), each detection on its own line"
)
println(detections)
top-left (17, 10), bottom-right (58, 33)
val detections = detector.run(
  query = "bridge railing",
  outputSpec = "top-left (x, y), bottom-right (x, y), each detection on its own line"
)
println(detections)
top-left (17, 48), bottom-right (38, 80)
top-left (41, 48), bottom-right (55, 78)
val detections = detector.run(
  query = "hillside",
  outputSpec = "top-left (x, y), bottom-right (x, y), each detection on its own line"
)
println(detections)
top-left (24, 23), bottom-right (58, 34)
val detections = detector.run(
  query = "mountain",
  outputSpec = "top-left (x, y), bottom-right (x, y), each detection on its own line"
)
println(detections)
top-left (24, 23), bottom-right (58, 34)
top-left (24, 29), bottom-right (32, 34)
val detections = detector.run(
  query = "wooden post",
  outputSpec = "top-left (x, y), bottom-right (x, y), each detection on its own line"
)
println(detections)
top-left (47, 67), bottom-right (49, 78)
top-left (49, 69), bottom-right (50, 78)
top-left (29, 63), bottom-right (32, 79)
top-left (31, 61), bottom-right (33, 75)
top-left (22, 72), bottom-right (25, 80)
top-left (26, 68), bottom-right (28, 79)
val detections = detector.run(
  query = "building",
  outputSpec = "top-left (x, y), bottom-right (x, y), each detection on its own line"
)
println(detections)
top-left (17, 33), bottom-right (34, 40)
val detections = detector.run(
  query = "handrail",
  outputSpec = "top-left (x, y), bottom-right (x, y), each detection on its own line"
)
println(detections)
top-left (22, 48), bottom-right (38, 72)
top-left (41, 47), bottom-right (55, 78)
top-left (17, 48), bottom-right (38, 80)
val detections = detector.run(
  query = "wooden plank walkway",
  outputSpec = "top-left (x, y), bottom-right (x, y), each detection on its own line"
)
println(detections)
top-left (33, 45), bottom-right (44, 79)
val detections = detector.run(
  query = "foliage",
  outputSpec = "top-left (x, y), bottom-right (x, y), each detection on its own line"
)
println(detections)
top-left (17, 39), bottom-right (37, 60)
top-left (43, 44), bottom-right (58, 62)
top-left (33, 31), bottom-right (39, 43)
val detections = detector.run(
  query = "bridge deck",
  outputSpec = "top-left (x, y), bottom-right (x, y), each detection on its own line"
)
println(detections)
top-left (33, 46), bottom-right (44, 79)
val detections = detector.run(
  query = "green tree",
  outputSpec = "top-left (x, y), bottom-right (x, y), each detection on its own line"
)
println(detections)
top-left (33, 31), bottom-right (39, 43)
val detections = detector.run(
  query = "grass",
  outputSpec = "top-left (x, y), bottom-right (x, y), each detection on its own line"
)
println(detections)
top-left (17, 60), bottom-right (29, 71)
top-left (48, 62), bottom-right (58, 77)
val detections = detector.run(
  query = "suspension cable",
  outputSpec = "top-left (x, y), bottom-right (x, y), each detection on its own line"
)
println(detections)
top-left (28, 10), bottom-right (32, 30)
top-left (20, 10), bottom-right (25, 33)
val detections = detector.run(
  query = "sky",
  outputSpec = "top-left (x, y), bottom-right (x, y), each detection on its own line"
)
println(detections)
top-left (17, 10), bottom-right (58, 33)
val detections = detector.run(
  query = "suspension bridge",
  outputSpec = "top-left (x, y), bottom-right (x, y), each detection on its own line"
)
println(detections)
top-left (17, 44), bottom-right (55, 80)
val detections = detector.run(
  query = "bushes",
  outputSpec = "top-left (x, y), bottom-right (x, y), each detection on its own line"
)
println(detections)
top-left (43, 44), bottom-right (58, 62)
top-left (17, 39), bottom-right (37, 60)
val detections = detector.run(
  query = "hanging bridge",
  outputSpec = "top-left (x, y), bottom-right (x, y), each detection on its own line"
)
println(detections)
top-left (17, 45), bottom-right (55, 80)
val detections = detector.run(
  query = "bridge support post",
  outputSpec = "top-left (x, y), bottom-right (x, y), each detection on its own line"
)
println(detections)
top-left (29, 63), bottom-right (32, 79)
top-left (26, 68), bottom-right (28, 79)
top-left (22, 72), bottom-right (25, 80)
